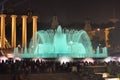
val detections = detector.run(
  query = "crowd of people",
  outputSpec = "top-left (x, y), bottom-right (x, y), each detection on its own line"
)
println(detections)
top-left (0, 59), bottom-right (120, 80)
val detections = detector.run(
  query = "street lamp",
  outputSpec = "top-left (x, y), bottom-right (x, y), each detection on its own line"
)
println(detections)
top-left (97, 28), bottom-right (100, 31)
top-left (18, 44), bottom-right (21, 48)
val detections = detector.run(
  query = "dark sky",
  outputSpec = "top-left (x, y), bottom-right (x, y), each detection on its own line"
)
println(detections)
top-left (1, 0), bottom-right (120, 23)
top-left (1, 0), bottom-right (120, 46)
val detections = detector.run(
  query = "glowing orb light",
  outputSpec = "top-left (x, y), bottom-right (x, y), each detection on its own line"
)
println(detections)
top-left (57, 57), bottom-right (73, 64)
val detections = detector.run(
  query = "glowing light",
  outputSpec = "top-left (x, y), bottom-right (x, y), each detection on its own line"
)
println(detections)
top-left (117, 57), bottom-right (120, 62)
top-left (103, 73), bottom-right (109, 78)
top-left (13, 57), bottom-right (21, 63)
top-left (18, 44), bottom-right (21, 48)
top-left (103, 57), bottom-right (117, 62)
top-left (7, 53), bottom-right (14, 58)
top-left (0, 41), bottom-right (1, 47)
top-left (14, 57), bottom-right (21, 61)
top-left (96, 73), bottom-right (110, 78)
top-left (0, 56), bottom-right (8, 63)
top-left (69, 41), bottom-right (73, 44)
top-left (32, 58), bottom-right (46, 62)
top-left (97, 28), bottom-right (100, 31)
top-left (57, 57), bottom-right (73, 64)
top-left (105, 78), bottom-right (119, 80)
top-left (82, 57), bottom-right (94, 63)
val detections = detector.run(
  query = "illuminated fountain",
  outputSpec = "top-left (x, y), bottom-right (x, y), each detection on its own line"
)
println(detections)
top-left (20, 25), bottom-right (107, 58)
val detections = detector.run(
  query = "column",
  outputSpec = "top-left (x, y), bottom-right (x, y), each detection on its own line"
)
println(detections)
top-left (11, 15), bottom-right (17, 48)
top-left (22, 15), bottom-right (28, 48)
top-left (104, 27), bottom-right (115, 48)
top-left (105, 28), bottom-right (109, 48)
top-left (0, 14), bottom-right (6, 48)
top-left (32, 16), bottom-right (38, 47)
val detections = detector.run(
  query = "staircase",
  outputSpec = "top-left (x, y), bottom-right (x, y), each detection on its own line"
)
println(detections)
top-left (0, 73), bottom-right (80, 80)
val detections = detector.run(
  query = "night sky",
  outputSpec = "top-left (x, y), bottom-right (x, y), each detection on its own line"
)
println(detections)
top-left (0, 0), bottom-right (120, 50)
top-left (1, 0), bottom-right (120, 24)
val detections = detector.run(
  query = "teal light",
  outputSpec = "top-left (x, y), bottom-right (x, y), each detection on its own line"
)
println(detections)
top-left (20, 25), bottom-right (108, 58)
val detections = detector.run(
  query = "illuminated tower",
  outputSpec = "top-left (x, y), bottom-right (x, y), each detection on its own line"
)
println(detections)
top-left (0, 14), bottom-right (6, 48)
top-left (22, 15), bottom-right (28, 48)
top-left (32, 16), bottom-right (38, 47)
top-left (51, 16), bottom-right (59, 29)
top-left (11, 15), bottom-right (17, 48)
top-left (84, 19), bottom-right (94, 39)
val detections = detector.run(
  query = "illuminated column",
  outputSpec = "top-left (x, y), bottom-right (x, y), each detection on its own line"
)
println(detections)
top-left (22, 15), bottom-right (28, 48)
top-left (11, 15), bottom-right (17, 48)
top-left (32, 16), bottom-right (38, 47)
top-left (105, 27), bottom-right (115, 48)
top-left (0, 14), bottom-right (6, 48)
top-left (105, 28), bottom-right (109, 47)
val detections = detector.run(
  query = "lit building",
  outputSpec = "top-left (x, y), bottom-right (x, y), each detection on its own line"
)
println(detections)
top-left (84, 19), bottom-right (115, 48)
